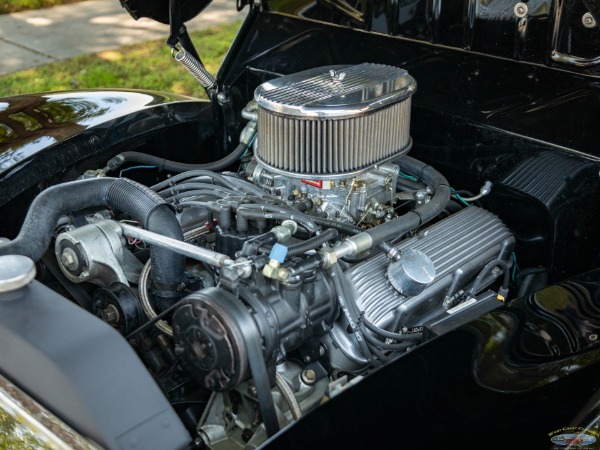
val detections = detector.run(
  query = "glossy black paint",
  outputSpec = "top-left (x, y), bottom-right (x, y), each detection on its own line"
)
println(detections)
top-left (218, 9), bottom-right (600, 281)
top-left (220, 11), bottom-right (599, 156)
top-left (0, 3), bottom-right (597, 446)
top-left (265, 270), bottom-right (600, 450)
top-left (120, 0), bottom-right (210, 25)
top-left (0, 90), bottom-right (196, 173)
top-left (211, 10), bottom-right (600, 444)
top-left (265, 0), bottom-right (600, 73)
top-left (0, 90), bottom-right (215, 218)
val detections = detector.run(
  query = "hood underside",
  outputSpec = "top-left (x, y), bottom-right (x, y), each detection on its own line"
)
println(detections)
top-left (119, 0), bottom-right (212, 25)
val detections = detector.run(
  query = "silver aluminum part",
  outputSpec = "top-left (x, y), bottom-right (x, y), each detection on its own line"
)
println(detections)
top-left (460, 180), bottom-right (493, 202)
top-left (199, 361), bottom-right (327, 450)
top-left (173, 48), bottom-right (216, 89)
top-left (252, 162), bottom-right (399, 224)
top-left (119, 222), bottom-right (233, 267)
top-left (346, 206), bottom-right (514, 327)
top-left (239, 120), bottom-right (258, 146)
top-left (582, 12), bottom-right (597, 28)
top-left (253, 142), bottom-right (410, 180)
top-left (331, 207), bottom-right (514, 364)
top-left (332, 233), bottom-right (373, 260)
top-left (387, 248), bottom-right (436, 296)
top-left (241, 101), bottom-right (259, 122)
top-left (256, 105), bottom-right (412, 176)
top-left (514, 2), bottom-right (528, 18)
top-left (318, 248), bottom-right (338, 268)
top-left (55, 221), bottom-right (142, 287)
top-left (254, 63), bottom-right (416, 118)
top-left (255, 63), bottom-right (415, 176)
top-left (272, 220), bottom-right (298, 242)
top-left (183, 224), bottom-right (211, 241)
top-left (0, 255), bottom-right (36, 293)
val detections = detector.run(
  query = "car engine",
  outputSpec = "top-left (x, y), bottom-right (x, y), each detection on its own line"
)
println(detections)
top-left (0, 63), bottom-right (516, 449)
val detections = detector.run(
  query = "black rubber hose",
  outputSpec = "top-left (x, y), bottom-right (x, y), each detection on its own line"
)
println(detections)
top-left (397, 156), bottom-right (448, 189)
top-left (330, 263), bottom-right (378, 365)
top-left (151, 170), bottom-right (238, 191)
top-left (516, 268), bottom-right (548, 297)
top-left (312, 216), bottom-right (362, 236)
top-left (286, 229), bottom-right (338, 257)
top-left (165, 190), bottom-right (229, 204)
top-left (469, 259), bottom-right (511, 296)
top-left (364, 211), bottom-right (421, 247)
top-left (292, 198), bottom-right (313, 213)
top-left (365, 157), bottom-right (451, 245)
top-left (157, 183), bottom-right (238, 198)
top-left (222, 175), bottom-right (285, 203)
top-left (0, 178), bottom-right (184, 296)
top-left (362, 330), bottom-right (414, 351)
top-left (361, 316), bottom-right (423, 342)
top-left (108, 143), bottom-right (248, 174)
top-left (235, 209), bottom-right (319, 235)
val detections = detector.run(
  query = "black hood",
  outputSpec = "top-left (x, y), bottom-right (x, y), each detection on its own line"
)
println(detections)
top-left (119, 0), bottom-right (212, 25)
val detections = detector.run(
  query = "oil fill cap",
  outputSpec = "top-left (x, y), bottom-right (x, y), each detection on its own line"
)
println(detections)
top-left (0, 255), bottom-right (36, 293)
top-left (387, 249), bottom-right (435, 297)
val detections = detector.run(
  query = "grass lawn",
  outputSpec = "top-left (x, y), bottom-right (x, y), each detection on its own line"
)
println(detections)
top-left (0, 20), bottom-right (242, 98)
top-left (0, 0), bottom-right (83, 14)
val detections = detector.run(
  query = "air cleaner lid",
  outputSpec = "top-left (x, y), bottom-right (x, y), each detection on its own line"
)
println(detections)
top-left (254, 63), bottom-right (416, 118)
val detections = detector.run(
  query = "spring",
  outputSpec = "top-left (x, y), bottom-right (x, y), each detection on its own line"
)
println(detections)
top-left (173, 48), bottom-right (216, 89)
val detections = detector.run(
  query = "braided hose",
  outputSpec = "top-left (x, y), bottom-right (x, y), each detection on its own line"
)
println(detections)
top-left (139, 259), bottom-right (173, 336)
top-left (275, 373), bottom-right (303, 420)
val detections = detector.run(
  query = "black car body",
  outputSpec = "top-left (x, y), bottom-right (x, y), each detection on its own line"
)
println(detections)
top-left (0, 1), bottom-right (599, 449)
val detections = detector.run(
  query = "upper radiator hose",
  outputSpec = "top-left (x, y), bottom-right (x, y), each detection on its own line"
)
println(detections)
top-left (0, 178), bottom-right (184, 296)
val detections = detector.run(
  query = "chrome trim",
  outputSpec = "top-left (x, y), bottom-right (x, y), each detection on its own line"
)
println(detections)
top-left (0, 373), bottom-right (100, 449)
top-left (254, 139), bottom-right (412, 179)
top-left (254, 63), bottom-right (416, 118)
top-left (119, 222), bottom-right (233, 267)
top-left (551, 51), bottom-right (600, 67)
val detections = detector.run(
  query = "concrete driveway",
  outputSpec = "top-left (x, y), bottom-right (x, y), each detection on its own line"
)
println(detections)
top-left (0, 0), bottom-right (243, 75)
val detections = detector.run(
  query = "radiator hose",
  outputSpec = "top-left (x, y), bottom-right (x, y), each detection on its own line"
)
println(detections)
top-left (0, 178), bottom-right (184, 297)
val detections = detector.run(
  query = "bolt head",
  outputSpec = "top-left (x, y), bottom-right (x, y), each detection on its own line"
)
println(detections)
top-left (301, 369), bottom-right (317, 384)
top-left (582, 12), bottom-right (597, 28)
top-left (60, 252), bottom-right (73, 266)
top-left (514, 2), bottom-right (528, 18)
top-left (60, 248), bottom-right (79, 271)
top-left (99, 304), bottom-right (120, 324)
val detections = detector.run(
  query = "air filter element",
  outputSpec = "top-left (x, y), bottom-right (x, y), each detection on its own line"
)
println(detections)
top-left (254, 63), bottom-right (416, 178)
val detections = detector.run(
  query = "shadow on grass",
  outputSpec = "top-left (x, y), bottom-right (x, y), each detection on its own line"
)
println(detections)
top-left (0, 0), bottom-right (85, 15)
